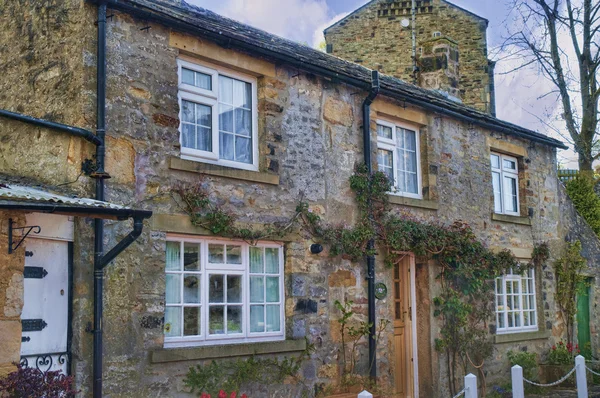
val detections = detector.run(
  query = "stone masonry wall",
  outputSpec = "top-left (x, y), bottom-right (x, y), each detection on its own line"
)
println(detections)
top-left (0, 1), bottom-right (596, 397)
top-left (0, 212), bottom-right (25, 377)
top-left (325, 0), bottom-right (493, 113)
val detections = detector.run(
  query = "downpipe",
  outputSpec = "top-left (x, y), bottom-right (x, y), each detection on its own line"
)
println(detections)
top-left (362, 70), bottom-right (380, 381)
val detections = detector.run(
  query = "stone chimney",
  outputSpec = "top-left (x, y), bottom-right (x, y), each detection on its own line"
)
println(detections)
top-left (418, 35), bottom-right (461, 101)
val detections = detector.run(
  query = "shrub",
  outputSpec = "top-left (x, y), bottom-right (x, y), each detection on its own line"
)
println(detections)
top-left (548, 340), bottom-right (580, 365)
top-left (507, 350), bottom-right (538, 381)
top-left (565, 176), bottom-right (600, 236)
top-left (0, 364), bottom-right (77, 397)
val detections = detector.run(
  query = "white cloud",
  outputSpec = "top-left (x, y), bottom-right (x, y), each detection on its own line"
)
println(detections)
top-left (187, 0), bottom-right (334, 47)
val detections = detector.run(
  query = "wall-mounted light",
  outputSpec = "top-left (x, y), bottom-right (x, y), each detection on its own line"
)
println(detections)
top-left (310, 244), bottom-right (323, 254)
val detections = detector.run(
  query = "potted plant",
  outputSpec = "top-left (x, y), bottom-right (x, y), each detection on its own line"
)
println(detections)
top-left (539, 341), bottom-right (579, 387)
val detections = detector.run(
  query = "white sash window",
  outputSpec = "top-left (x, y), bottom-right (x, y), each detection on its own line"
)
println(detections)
top-left (491, 153), bottom-right (520, 215)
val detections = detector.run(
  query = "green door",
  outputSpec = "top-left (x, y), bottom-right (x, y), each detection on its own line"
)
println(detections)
top-left (576, 280), bottom-right (592, 359)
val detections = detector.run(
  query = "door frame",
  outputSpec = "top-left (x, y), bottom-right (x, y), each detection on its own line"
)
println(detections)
top-left (393, 253), bottom-right (419, 397)
top-left (20, 214), bottom-right (74, 375)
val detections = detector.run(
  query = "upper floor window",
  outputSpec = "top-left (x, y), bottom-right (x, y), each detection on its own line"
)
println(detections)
top-left (177, 59), bottom-right (258, 171)
top-left (376, 120), bottom-right (422, 199)
top-left (491, 153), bottom-right (519, 215)
top-left (495, 267), bottom-right (537, 334)
top-left (164, 237), bottom-right (284, 348)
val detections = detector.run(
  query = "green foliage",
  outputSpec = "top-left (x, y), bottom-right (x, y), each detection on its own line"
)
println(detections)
top-left (548, 340), bottom-right (579, 365)
top-left (184, 342), bottom-right (314, 396)
top-left (507, 350), bottom-right (538, 380)
top-left (175, 184), bottom-right (302, 244)
top-left (565, 176), bottom-right (600, 236)
top-left (554, 241), bottom-right (589, 345)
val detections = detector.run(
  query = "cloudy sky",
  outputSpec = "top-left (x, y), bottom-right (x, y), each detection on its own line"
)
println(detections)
top-left (186, 0), bottom-right (575, 166)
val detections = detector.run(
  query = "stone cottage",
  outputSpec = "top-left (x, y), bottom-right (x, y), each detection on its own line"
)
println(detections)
top-left (0, 1), bottom-right (598, 397)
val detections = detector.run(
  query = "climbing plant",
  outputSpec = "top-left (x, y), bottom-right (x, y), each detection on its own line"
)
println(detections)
top-left (178, 165), bottom-right (551, 396)
top-left (554, 240), bottom-right (589, 346)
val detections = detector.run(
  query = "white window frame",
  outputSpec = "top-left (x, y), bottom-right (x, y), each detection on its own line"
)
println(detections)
top-left (177, 59), bottom-right (259, 171)
top-left (491, 152), bottom-right (520, 216)
top-left (495, 267), bottom-right (538, 334)
top-left (164, 235), bottom-right (285, 348)
top-left (376, 119), bottom-right (422, 199)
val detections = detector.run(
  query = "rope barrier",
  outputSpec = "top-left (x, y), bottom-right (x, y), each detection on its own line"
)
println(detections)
top-left (451, 388), bottom-right (465, 398)
top-left (586, 365), bottom-right (600, 377)
top-left (523, 367), bottom-right (576, 387)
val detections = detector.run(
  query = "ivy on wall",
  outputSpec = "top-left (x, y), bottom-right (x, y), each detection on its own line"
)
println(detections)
top-left (177, 165), bottom-right (550, 396)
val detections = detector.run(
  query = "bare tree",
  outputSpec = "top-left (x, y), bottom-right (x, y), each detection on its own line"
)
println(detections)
top-left (500, 0), bottom-right (599, 171)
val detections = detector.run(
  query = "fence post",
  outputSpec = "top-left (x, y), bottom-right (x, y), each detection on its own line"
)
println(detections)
top-left (575, 355), bottom-right (588, 398)
top-left (464, 373), bottom-right (478, 398)
top-left (511, 365), bottom-right (525, 398)
top-left (357, 391), bottom-right (373, 398)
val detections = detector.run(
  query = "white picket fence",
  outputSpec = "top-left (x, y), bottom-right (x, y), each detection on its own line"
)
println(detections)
top-left (512, 354), bottom-right (597, 398)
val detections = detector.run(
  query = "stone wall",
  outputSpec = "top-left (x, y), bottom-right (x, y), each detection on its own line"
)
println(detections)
top-left (0, 212), bottom-right (25, 377)
top-left (0, 1), bottom-right (596, 397)
top-left (324, 0), bottom-right (493, 113)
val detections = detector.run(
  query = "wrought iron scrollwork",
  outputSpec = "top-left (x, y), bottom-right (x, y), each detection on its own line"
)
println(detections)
top-left (20, 352), bottom-right (69, 375)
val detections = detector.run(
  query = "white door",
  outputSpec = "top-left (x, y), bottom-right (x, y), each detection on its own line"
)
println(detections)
top-left (20, 216), bottom-right (71, 375)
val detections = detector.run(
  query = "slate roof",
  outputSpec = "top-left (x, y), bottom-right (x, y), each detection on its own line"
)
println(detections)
top-left (98, 0), bottom-right (567, 149)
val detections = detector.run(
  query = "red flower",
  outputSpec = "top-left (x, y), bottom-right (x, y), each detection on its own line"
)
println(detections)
top-left (559, 341), bottom-right (563, 345)
top-left (552, 345), bottom-right (557, 350)
top-left (576, 344), bottom-right (579, 349)
top-left (230, 393), bottom-right (237, 398)
top-left (218, 391), bottom-right (227, 398)
top-left (241, 395), bottom-right (248, 398)
top-left (200, 394), bottom-right (210, 398)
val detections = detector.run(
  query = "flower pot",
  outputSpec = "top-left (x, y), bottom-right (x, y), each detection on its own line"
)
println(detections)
top-left (538, 364), bottom-right (576, 388)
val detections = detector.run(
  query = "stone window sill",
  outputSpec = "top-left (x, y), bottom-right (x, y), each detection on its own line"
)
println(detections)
top-left (494, 330), bottom-right (551, 344)
top-left (388, 194), bottom-right (439, 210)
top-left (151, 339), bottom-right (306, 363)
top-left (491, 213), bottom-right (531, 226)
top-left (169, 156), bottom-right (279, 185)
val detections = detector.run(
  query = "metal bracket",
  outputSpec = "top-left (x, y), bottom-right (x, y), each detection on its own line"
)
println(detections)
top-left (8, 219), bottom-right (41, 254)
top-left (22, 319), bottom-right (47, 332)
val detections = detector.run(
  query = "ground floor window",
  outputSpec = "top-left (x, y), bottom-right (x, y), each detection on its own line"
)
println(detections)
top-left (164, 236), bottom-right (284, 347)
top-left (495, 268), bottom-right (537, 334)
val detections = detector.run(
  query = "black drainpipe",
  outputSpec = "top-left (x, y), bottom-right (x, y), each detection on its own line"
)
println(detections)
top-left (362, 70), bottom-right (380, 380)
top-left (93, 2), bottom-right (109, 397)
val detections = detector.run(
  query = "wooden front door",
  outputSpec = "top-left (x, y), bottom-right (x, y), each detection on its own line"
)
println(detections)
top-left (393, 256), bottom-right (415, 397)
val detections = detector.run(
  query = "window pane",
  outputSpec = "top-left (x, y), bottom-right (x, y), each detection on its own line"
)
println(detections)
top-left (406, 172), bottom-right (418, 194)
top-left (404, 129), bottom-right (417, 151)
top-left (220, 132), bottom-right (235, 160)
top-left (184, 275), bottom-right (201, 303)
top-left (266, 277), bottom-right (279, 302)
top-left (182, 68), bottom-right (195, 85)
top-left (183, 243), bottom-right (199, 271)
top-left (209, 306), bottom-right (225, 334)
top-left (503, 176), bottom-right (518, 212)
top-left (196, 72), bottom-right (212, 90)
top-left (227, 275), bottom-right (242, 303)
top-left (406, 151), bottom-right (418, 173)
top-left (492, 172), bottom-right (502, 213)
top-left (503, 159), bottom-right (517, 170)
top-left (234, 108), bottom-right (252, 136)
top-left (497, 312), bottom-right (505, 329)
top-left (196, 104), bottom-right (212, 127)
top-left (397, 128), bottom-right (405, 148)
top-left (181, 123), bottom-right (194, 149)
top-left (496, 279), bottom-right (503, 294)
top-left (182, 100), bottom-right (194, 123)
top-left (266, 305), bottom-right (280, 332)
top-left (166, 242), bottom-right (181, 271)
top-left (250, 246), bottom-right (264, 273)
top-left (227, 306), bottom-right (243, 334)
top-left (164, 307), bottom-right (181, 337)
top-left (265, 248), bottom-right (279, 274)
top-left (490, 154), bottom-right (500, 169)
top-left (234, 80), bottom-right (251, 109)
top-left (219, 104), bottom-right (234, 133)
top-left (209, 275), bottom-right (224, 303)
top-left (226, 245), bottom-right (242, 264)
top-left (166, 274), bottom-right (181, 304)
top-left (377, 149), bottom-right (394, 182)
top-left (219, 76), bottom-right (233, 104)
top-left (235, 136), bottom-right (252, 164)
top-left (250, 276), bottom-right (264, 303)
top-left (397, 171), bottom-right (406, 193)
top-left (250, 305), bottom-right (264, 332)
top-left (183, 307), bottom-right (201, 336)
top-left (377, 124), bottom-right (392, 139)
top-left (208, 244), bottom-right (224, 263)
